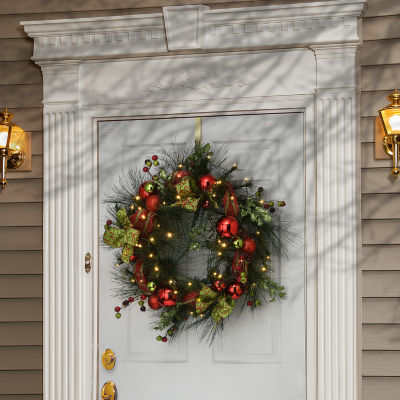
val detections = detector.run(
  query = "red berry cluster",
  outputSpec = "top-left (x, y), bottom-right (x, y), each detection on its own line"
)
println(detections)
top-left (113, 294), bottom-right (149, 318)
top-left (142, 155), bottom-right (159, 173)
top-left (263, 200), bottom-right (286, 213)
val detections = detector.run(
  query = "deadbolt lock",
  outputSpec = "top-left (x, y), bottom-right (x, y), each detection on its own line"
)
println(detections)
top-left (101, 349), bottom-right (116, 370)
top-left (101, 381), bottom-right (117, 400)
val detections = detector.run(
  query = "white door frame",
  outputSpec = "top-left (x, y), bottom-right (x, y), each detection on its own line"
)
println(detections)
top-left (22, 1), bottom-right (366, 400)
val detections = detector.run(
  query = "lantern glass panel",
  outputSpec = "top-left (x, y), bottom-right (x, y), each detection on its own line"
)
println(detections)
top-left (379, 108), bottom-right (400, 136)
top-left (0, 124), bottom-right (24, 150)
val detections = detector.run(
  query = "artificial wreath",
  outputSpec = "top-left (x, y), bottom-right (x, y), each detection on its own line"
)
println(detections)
top-left (103, 143), bottom-right (289, 343)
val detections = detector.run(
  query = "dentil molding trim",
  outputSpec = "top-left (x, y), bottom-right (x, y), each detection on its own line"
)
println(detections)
top-left (22, 0), bottom-right (366, 60)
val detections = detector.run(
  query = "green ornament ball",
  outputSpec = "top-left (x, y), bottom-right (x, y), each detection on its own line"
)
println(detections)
top-left (255, 299), bottom-right (261, 306)
top-left (138, 300), bottom-right (144, 306)
top-left (233, 237), bottom-right (244, 249)
top-left (145, 159), bottom-right (152, 167)
top-left (115, 312), bottom-right (121, 319)
top-left (153, 160), bottom-right (159, 166)
top-left (152, 175), bottom-right (159, 181)
top-left (156, 335), bottom-right (162, 341)
top-left (147, 281), bottom-right (157, 292)
top-left (167, 329), bottom-right (173, 336)
top-left (240, 277), bottom-right (247, 284)
top-left (268, 201), bottom-right (274, 207)
top-left (240, 272), bottom-right (247, 277)
top-left (144, 181), bottom-right (156, 194)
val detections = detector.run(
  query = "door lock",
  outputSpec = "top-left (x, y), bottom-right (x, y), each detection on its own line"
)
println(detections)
top-left (101, 349), bottom-right (116, 370)
top-left (101, 381), bottom-right (117, 400)
top-left (85, 252), bottom-right (92, 273)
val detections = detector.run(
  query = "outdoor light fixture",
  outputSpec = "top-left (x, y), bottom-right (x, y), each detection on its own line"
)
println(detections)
top-left (0, 108), bottom-right (26, 189)
top-left (378, 89), bottom-right (400, 179)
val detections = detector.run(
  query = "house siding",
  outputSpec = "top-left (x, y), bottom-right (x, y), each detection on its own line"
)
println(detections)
top-left (361, 2), bottom-right (400, 399)
top-left (0, 0), bottom-right (398, 399)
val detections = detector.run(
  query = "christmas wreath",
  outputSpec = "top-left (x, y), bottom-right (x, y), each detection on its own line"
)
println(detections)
top-left (103, 143), bottom-right (289, 343)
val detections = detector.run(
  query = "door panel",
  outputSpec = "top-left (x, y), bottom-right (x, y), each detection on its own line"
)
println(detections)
top-left (98, 112), bottom-right (305, 400)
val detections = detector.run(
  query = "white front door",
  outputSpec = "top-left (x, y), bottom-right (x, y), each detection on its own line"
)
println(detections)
top-left (98, 112), bottom-right (306, 400)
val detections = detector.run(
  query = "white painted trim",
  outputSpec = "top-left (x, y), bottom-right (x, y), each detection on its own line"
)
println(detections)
top-left (22, 0), bottom-right (365, 60)
top-left (23, 1), bottom-right (365, 400)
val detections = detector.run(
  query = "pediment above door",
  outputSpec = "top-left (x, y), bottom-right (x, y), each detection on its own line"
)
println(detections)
top-left (23, 1), bottom-right (365, 61)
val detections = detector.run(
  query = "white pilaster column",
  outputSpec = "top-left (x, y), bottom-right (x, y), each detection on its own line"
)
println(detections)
top-left (40, 61), bottom-right (92, 400)
top-left (311, 44), bottom-right (361, 400)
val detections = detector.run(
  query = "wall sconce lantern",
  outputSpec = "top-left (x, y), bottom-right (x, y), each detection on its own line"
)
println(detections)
top-left (0, 109), bottom-right (26, 189)
top-left (378, 89), bottom-right (400, 179)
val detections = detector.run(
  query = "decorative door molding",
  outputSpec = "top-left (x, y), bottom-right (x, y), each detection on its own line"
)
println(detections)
top-left (22, 1), bottom-right (366, 399)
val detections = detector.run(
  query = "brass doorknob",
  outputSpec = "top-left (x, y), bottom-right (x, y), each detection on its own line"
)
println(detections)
top-left (101, 349), bottom-right (116, 370)
top-left (101, 381), bottom-right (117, 400)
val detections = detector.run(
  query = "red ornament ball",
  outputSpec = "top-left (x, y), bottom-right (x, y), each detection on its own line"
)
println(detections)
top-left (140, 294), bottom-right (147, 300)
top-left (146, 194), bottom-right (160, 212)
top-left (138, 181), bottom-right (153, 199)
top-left (216, 216), bottom-right (239, 238)
top-left (128, 297), bottom-right (134, 303)
top-left (157, 288), bottom-right (177, 307)
top-left (148, 294), bottom-right (162, 310)
top-left (227, 283), bottom-right (243, 299)
top-left (162, 336), bottom-right (168, 342)
top-left (264, 203), bottom-right (269, 209)
top-left (172, 169), bottom-right (190, 184)
top-left (198, 174), bottom-right (216, 191)
top-left (143, 166), bottom-right (149, 172)
top-left (114, 306), bottom-right (121, 312)
top-left (152, 155), bottom-right (158, 161)
top-left (106, 220), bottom-right (112, 225)
top-left (243, 238), bottom-right (257, 255)
top-left (247, 300), bottom-right (253, 306)
top-left (212, 280), bottom-right (227, 292)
